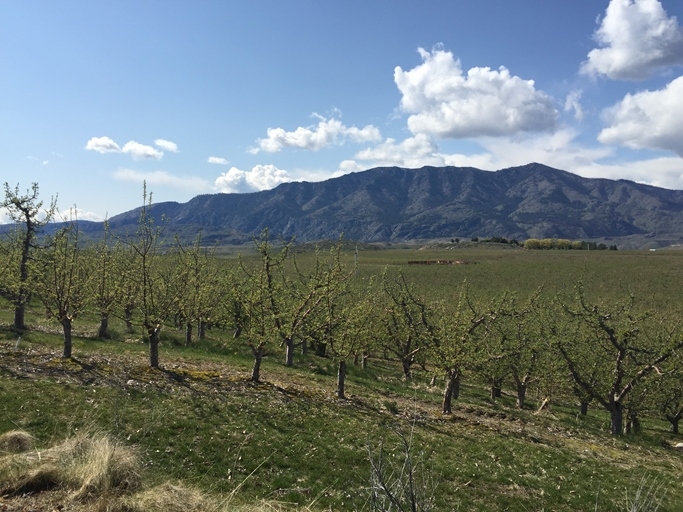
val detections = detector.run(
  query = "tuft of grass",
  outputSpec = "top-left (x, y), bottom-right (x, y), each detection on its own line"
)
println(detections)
top-left (0, 429), bottom-right (34, 453)
top-left (116, 481), bottom-right (215, 512)
top-left (0, 430), bottom-right (141, 501)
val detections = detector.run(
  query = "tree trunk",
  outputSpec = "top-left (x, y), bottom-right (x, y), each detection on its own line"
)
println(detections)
top-left (625, 410), bottom-right (641, 435)
top-left (124, 305), bottom-right (134, 334)
top-left (337, 360), bottom-right (346, 399)
top-left (14, 305), bottom-right (26, 331)
top-left (301, 339), bottom-right (307, 356)
top-left (442, 371), bottom-right (460, 414)
top-left (185, 322), bottom-right (193, 346)
top-left (353, 352), bottom-right (359, 365)
top-left (362, 352), bottom-right (368, 369)
top-left (285, 338), bottom-right (294, 366)
top-left (579, 400), bottom-right (589, 416)
top-left (667, 414), bottom-right (680, 434)
top-left (315, 342), bottom-right (327, 357)
top-left (490, 378), bottom-right (502, 400)
top-left (149, 327), bottom-right (160, 368)
top-left (251, 345), bottom-right (263, 382)
top-left (516, 383), bottom-right (527, 409)
top-left (610, 400), bottom-right (624, 436)
top-left (512, 373), bottom-right (527, 409)
top-left (97, 312), bottom-right (110, 339)
top-left (62, 317), bottom-right (72, 359)
top-left (402, 359), bottom-right (412, 380)
top-left (198, 321), bottom-right (206, 341)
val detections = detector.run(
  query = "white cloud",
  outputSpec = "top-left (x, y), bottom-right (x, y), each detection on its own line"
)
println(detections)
top-left (154, 139), bottom-right (178, 152)
top-left (214, 164), bottom-right (291, 193)
top-left (342, 134), bottom-right (496, 172)
top-left (121, 141), bottom-right (163, 160)
top-left (56, 207), bottom-right (104, 223)
top-left (476, 129), bottom-right (614, 171)
top-left (353, 134), bottom-right (448, 168)
top-left (250, 114), bottom-right (381, 153)
top-left (85, 136), bottom-right (121, 154)
top-left (0, 208), bottom-right (11, 224)
top-left (343, 129), bottom-right (612, 178)
top-left (581, 0), bottom-right (683, 80)
top-left (86, 137), bottom-right (169, 160)
top-left (571, 155), bottom-right (683, 189)
top-left (113, 169), bottom-right (209, 191)
top-left (394, 47), bottom-right (558, 139)
top-left (208, 156), bottom-right (229, 165)
top-left (598, 75), bottom-right (683, 155)
top-left (26, 156), bottom-right (49, 165)
top-left (564, 90), bottom-right (584, 121)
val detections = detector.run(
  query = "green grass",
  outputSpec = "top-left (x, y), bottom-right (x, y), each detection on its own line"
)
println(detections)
top-left (2, 331), bottom-right (683, 510)
top-left (3, 246), bottom-right (683, 510)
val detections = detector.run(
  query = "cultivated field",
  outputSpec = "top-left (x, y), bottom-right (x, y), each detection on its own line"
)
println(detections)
top-left (2, 243), bottom-right (683, 511)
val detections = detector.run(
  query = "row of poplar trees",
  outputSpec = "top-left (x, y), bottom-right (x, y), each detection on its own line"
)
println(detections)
top-left (1, 183), bottom-right (683, 437)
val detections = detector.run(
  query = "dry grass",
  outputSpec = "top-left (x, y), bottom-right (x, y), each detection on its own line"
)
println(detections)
top-left (0, 430), bottom-right (322, 512)
top-left (114, 482), bottom-right (217, 512)
top-left (0, 430), bottom-right (34, 454)
top-left (0, 430), bottom-right (140, 501)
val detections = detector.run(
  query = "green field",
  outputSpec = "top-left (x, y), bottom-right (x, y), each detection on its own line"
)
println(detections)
top-left (2, 244), bottom-right (683, 510)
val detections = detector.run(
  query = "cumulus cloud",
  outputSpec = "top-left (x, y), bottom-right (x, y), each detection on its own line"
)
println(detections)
top-left (343, 129), bottom-right (612, 178)
top-left (581, 0), bottom-right (683, 80)
top-left (86, 136), bottom-right (121, 154)
top-left (121, 141), bottom-right (163, 160)
top-left (341, 134), bottom-right (495, 172)
top-left (208, 156), bottom-right (229, 165)
top-left (214, 164), bottom-right (291, 193)
top-left (565, 90), bottom-right (584, 121)
top-left (394, 47), bottom-right (558, 139)
top-left (476, 129), bottom-right (614, 171)
top-left (598, 75), bottom-right (683, 155)
top-left (250, 114), bottom-right (381, 153)
top-left (86, 137), bottom-right (171, 160)
top-left (113, 169), bottom-right (210, 191)
top-left (353, 134), bottom-right (448, 168)
top-left (56, 207), bottom-right (104, 223)
top-left (572, 155), bottom-right (683, 189)
top-left (154, 139), bottom-right (178, 152)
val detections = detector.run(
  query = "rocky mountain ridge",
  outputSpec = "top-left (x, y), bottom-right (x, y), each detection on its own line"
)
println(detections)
top-left (101, 163), bottom-right (683, 248)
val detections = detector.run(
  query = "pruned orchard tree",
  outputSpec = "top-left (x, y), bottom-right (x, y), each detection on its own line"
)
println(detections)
top-left (482, 290), bottom-right (544, 409)
top-left (0, 183), bottom-right (56, 330)
top-left (653, 350), bottom-right (683, 434)
top-left (379, 270), bottom-right (433, 380)
top-left (252, 230), bottom-right (336, 367)
top-left (173, 234), bottom-right (227, 346)
top-left (232, 259), bottom-right (270, 382)
top-left (34, 221), bottom-right (92, 358)
top-left (306, 244), bottom-right (360, 399)
top-left (120, 186), bottom-right (183, 368)
top-left (556, 283), bottom-right (683, 435)
top-left (429, 286), bottom-right (488, 414)
top-left (91, 228), bottom-right (125, 339)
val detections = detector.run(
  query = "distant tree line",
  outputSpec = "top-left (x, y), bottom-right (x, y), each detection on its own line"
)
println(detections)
top-left (523, 238), bottom-right (618, 251)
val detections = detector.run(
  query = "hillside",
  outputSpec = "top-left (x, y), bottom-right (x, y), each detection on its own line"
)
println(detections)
top-left (101, 163), bottom-right (683, 247)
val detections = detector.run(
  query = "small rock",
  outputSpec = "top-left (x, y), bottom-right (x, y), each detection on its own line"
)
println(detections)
top-left (674, 442), bottom-right (683, 451)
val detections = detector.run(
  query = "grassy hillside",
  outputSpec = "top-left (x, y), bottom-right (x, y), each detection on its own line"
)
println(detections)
top-left (2, 246), bottom-right (683, 510)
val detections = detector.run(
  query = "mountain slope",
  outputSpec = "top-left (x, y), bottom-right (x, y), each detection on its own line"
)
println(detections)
top-left (105, 163), bottom-right (683, 244)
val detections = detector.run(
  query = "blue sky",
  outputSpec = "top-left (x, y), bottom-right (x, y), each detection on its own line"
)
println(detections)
top-left (3, 0), bottom-right (683, 221)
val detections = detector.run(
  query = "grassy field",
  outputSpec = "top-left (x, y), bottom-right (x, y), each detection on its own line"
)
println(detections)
top-left (2, 244), bottom-right (683, 510)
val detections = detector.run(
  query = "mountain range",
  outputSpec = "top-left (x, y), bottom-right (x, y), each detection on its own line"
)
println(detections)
top-left (89, 163), bottom-right (683, 248)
